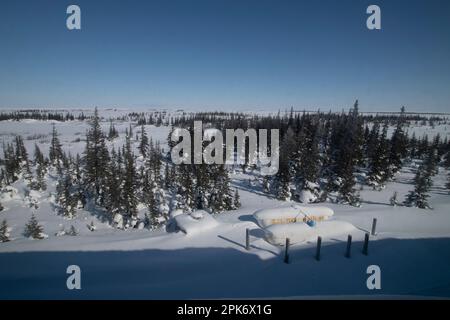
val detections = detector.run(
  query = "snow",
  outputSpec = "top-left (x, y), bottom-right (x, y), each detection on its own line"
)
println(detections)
top-left (1, 114), bottom-right (450, 299)
top-left (264, 220), bottom-right (357, 245)
top-left (174, 210), bottom-right (219, 235)
top-left (265, 223), bottom-right (314, 245)
top-left (253, 205), bottom-right (334, 228)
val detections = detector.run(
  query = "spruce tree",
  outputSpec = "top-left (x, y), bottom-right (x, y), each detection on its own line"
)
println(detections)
top-left (105, 148), bottom-right (122, 217)
top-left (56, 172), bottom-right (77, 218)
top-left (233, 189), bottom-right (241, 209)
top-left (389, 107), bottom-right (408, 175)
top-left (34, 143), bottom-right (45, 166)
top-left (49, 124), bottom-right (63, 165)
top-left (84, 107), bottom-right (110, 203)
top-left (0, 220), bottom-right (10, 242)
top-left (108, 119), bottom-right (119, 140)
top-left (404, 153), bottom-right (434, 209)
top-left (368, 123), bottom-right (390, 189)
top-left (139, 124), bottom-right (149, 158)
top-left (23, 214), bottom-right (45, 239)
top-left (122, 134), bottom-right (138, 218)
top-left (142, 170), bottom-right (158, 227)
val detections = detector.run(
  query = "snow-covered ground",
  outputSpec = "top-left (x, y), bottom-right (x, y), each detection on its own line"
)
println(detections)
top-left (1, 114), bottom-right (450, 299)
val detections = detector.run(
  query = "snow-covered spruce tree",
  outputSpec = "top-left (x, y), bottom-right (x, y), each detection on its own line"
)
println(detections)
top-left (2, 141), bottom-right (19, 183)
top-left (139, 123), bottom-right (149, 158)
top-left (34, 161), bottom-right (47, 191)
top-left (122, 133), bottom-right (138, 220)
top-left (404, 152), bottom-right (435, 209)
top-left (49, 124), bottom-right (63, 166)
top-left (335, 106), bottom-right (362, 207)
top-left (174, 164), bottom-right (195, 212)
top-left (350, 100), bottom-right (365, 167)
top-left (14, 135), bottom-right (32, 183)
top-left (56, 171), bottom-right (77, 218)
top-left (23, 214), bottom-right (45, 239)
top-left (293, 118), bottom-right (321, 203)
top-left (142, 170), bottom-right (159, 228)
top-left (163, 162), bottom-right (174, 190)
top-left (388, 107), bottom-right (408, 176)
top-left (33, 143), bottom-right (45, 166)
top-left (0, 201), bottom-right (3, 212)
top-left (275, 127), bottom-right (296, 201)
top-left (83, 107), bottom-right (110, 204)
top-left (108, 119), bottom-right (119, 140)
top-left (368, 123), bottom-right (390, 190)
top-left (0, 220), bottom-right (10, 242)
top-left (365, 121), bottom-right (380, 167)
top-left (233, 189), bottom-right (241, 209)
top-left (209, 164), bottom-right (234, 213)
top-left (104, 148), bottom-right (122, 218)
top-left (147, 139), bottom-right (163, 186)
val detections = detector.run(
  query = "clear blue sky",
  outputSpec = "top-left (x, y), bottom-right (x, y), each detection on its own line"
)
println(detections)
top-left (1, 0), bottom-right (449, 112)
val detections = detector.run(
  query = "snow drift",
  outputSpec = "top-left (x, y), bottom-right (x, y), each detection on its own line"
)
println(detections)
top-left (174, 210), bottom-right (219, 235)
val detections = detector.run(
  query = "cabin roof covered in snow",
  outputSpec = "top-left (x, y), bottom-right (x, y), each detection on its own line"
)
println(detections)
top-left (253, 205), bottom-right (334, 221)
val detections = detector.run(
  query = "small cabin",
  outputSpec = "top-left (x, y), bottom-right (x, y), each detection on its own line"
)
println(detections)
top-left (253, 205), bottom-right (334, 228)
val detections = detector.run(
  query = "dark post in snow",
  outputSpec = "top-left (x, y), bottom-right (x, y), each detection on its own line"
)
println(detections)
top-left (315, 236), bottom-right (322, 261)
top-left (371, 218), bottom-right (377, 236)
top-left (362, 233), bottom-right (369, 256)
top-left (345, 235), bottom-right (352, 258)
top-left (245, 228), bottom-right (250, 251)
top-left (284, 238), bottom-right (290, 264)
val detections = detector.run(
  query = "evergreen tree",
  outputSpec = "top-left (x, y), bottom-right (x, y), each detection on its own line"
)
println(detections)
top-left (294, 119), bottom-right (321, 201)
top-left (404, 153), bottom-right (434, 209)
top-left (388, 107), bottom-right (408, 175)
top-left (56, 172), bottom-right (77, 218)
top-left (49, 124), bottom-right (63, 165)
top-left (105, 148), bottom-right (122, 217)
top-left (108, 119), bottom-right (119, 140)
top-left (139, 124), bottom-right (149, 158)
top-left (34, 143), bottom-right (45, 166)
top-left (368, 123), bottom-right (390, 189)
top-left (275, 127), bottom-right (295, 201)
top-left (142, 170), bottom-right (159, 228)
top-left (23, 214), bottom-right (45, 239)
top-left (0, 220), bottom-right (10, 242)
top-left (233, 189), bottom-right (241, 209)
top-left (0, 201), bottom-right (3, 212)
top-left (335, 109), bottom-right (362, 207)
top-left (175, 164), bottom-right (195, 211)
top-left (84, 107), bottom-right (110, 203)
top-left (122, 134), bottom-right (138, 218)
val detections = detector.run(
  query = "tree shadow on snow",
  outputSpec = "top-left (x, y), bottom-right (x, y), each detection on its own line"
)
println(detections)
top-left (1, 238), bottom-right (450, 299)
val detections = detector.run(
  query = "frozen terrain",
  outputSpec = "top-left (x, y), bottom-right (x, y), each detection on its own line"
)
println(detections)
top-left (0, 110), bottom-right (450, 299)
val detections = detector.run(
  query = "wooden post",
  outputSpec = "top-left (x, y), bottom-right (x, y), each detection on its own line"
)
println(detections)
top-left (245, 228), bottom-right (250, 251)
top-left (315, 236), bottom-right (322, 261)
top-left (371, 218), bottom-right (377, 236)
top-left (362, 233), bottom-right (369, 255)
top-left (284, 238), bottom-right (290, 264)
top-left (345, 235), bottom-right (352, 258)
